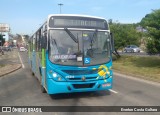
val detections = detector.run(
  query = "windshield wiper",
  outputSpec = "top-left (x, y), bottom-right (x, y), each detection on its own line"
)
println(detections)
top-left (89, 29), bottom-right (98, 49)
top-left (64, 28), bottom-right (78, 43)
top-left (90, 29), bottom-right (98, 43)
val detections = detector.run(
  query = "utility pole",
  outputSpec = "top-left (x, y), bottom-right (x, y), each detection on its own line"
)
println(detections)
top-left (58, 3), bottom-right (63, 14)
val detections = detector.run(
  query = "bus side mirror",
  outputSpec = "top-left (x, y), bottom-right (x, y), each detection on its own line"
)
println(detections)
top-left (41, 36), bottom-right (47, 49)
top-left (110, 33), bottom-right (115, 52)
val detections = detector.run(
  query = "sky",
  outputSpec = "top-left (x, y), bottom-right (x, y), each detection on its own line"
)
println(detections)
top-left (0, 0), bottom-right (160, 35)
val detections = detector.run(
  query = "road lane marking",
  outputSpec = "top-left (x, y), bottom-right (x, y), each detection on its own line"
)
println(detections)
top-left (18, 52), bottom-right (25, 68)
top-left (109, 89), bottom-right (118, 94)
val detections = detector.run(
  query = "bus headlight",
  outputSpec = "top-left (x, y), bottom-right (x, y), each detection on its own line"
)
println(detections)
top-left (53, 72), bottom-right (57, 78)
top-left (51, 72), bottom-right (66, 81)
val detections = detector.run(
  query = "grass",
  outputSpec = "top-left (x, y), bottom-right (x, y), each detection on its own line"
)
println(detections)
top-left (113, 55), bottom-right (160, 83)
top-left (0, 64), bottom-right (5, 68)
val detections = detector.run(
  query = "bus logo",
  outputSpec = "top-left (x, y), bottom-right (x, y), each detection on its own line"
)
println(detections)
top-left (84, 58), bottom-right (90, 64)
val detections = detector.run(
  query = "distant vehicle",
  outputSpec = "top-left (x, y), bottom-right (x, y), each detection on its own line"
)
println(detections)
top-left (19, 47), bottom-right (26, 52)
top-left (124, 45), bottom-right (141, 53)
top-left (3, 46), bottom-right (12, 51)
top-left (11, 45), bottom-right (17, 49)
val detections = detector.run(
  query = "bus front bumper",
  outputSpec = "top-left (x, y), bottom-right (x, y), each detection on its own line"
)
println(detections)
top-left (47, 77), bottom-right (113, 94)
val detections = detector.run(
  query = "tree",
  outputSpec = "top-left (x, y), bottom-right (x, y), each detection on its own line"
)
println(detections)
top-left (140, 9), bottom-right (160, 54)
top-left (110, 23), bottom-right (141, 50)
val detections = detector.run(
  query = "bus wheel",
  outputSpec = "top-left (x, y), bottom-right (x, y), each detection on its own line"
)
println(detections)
top-left (41, 85), bottom-right (46, 93)
top-left (32, 71), bottom-right (34, 76)
top-left (50, 94), bottom-right (59, 99)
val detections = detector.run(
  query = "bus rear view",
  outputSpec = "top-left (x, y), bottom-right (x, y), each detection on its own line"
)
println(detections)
top-left (29, 14), bottom-right (114, 94)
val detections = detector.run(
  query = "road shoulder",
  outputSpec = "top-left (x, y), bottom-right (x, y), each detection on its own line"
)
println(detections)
top-left (0, 64), bottom-right (21, 77)
top-left (0, 49), bottom-right (22, 77)
top-left (114, 70), bottom-right (160, 87)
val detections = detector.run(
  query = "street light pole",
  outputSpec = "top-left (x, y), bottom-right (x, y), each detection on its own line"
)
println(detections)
top-left (58, 3), bottom-right (63, 14)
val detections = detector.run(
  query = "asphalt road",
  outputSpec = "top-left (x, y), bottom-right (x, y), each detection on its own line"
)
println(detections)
top-left (0, 51), bottom-right (160, 115)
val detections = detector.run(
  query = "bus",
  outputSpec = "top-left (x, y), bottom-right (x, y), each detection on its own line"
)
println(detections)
top-left (28, 14), bottom-right (114, 94)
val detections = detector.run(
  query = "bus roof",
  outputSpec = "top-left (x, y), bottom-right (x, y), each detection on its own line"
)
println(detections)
top-left (30, 14), bottom-right (108, 38)
top-left (48, 14), bottom-right (106, 20)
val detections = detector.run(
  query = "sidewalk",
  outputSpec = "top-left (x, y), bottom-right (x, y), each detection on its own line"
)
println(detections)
top-left (0, 49), bottom-right (21, 77)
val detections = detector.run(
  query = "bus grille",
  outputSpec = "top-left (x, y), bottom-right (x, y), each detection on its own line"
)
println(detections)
top-left (62, 69), bottom-right (100, 75)
top-left (72, 83), bottom-right (95, 89)
top-left (68, 77), bottom-right (97, 81)
top-left (62, 69), bottom-right (102, 81)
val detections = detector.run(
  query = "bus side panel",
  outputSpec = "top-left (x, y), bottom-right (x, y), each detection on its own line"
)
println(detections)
top-left (41, 67), bottom-right (47, 89)
top-left (28, 53), bottom-right (31, 69)
top-left (35, 52), bottom-right (42, 80)
top-left (41, 49), bottom-right (47, 90)
top-left (31, 51), bottom-right (36, 74)
top-left (28, 44), bottom-right (31, 68)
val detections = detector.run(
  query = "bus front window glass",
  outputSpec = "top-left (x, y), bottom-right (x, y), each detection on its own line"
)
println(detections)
top-left (82, 31), bottom-right (111, 65)
top-left (49, 30), bottom-right (83, 66)
top-left (49, 30), bottom-right (111, 66)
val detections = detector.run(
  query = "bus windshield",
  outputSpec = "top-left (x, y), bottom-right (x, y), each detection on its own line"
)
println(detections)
top-left (49, 29), bottom-right (111, 66)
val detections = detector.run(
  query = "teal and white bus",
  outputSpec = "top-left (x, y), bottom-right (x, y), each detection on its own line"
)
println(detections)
top-left (28, 14), bottom-right (114, 94)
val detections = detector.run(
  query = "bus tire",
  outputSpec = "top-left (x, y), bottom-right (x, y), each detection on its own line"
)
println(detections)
top-left (41, 85), bottom-right (46, 93)
top-left (31, 62), bottom-right (34, 76)
top-left (31, 71), bottom-right (34, 76)
top-left (51, 94), bottom-right (58, 99)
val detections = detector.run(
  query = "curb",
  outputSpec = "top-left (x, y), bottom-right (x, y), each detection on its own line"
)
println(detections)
top-left (114, 70), bottom-right (160, 86)
top-left (0, 64), bottom-right (22, 77)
